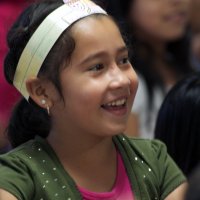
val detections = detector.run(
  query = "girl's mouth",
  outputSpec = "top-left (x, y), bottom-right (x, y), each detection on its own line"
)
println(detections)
top-left (101, 98), bottom-right (127, 116)
top-left (164, 11), bottom-right (187, 24)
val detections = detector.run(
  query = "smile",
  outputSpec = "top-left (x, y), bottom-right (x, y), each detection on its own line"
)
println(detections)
top-left (101, 97), bottom-right (128, 116)
top-left (106, 98), bottom-right (126, 106)
top-left (102, 98), bottom-right (127, 108)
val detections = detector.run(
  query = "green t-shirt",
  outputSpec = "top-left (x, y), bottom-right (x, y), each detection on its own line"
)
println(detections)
top-left (0, 135), bottom-right (186, 200)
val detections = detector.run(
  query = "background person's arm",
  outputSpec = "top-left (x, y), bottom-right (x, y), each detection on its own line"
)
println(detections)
top-left (0, 189), bottom-right (18, 200)
top-left (165, 182), bottom-right (187, 200)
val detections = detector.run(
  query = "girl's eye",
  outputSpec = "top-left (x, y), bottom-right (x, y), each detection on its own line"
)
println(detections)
top-left (88, 64), bottom-right (104, 71)
top-left (118, 57), bottom-right (130, 65)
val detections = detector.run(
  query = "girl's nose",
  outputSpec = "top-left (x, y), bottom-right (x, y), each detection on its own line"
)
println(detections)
top-left (108, 65), bottom-right (131, 90)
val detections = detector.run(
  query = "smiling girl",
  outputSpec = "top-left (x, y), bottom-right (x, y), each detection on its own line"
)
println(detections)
top-left (0, 0), bottom-right (186, 199)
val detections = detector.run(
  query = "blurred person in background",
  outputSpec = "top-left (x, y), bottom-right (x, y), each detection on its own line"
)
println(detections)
top-left (94, 0), bottom-right (194, 138)
top-left (155, 72), bottom-right (200, 177)
top-left (0, 0), bottom-right (30, 153)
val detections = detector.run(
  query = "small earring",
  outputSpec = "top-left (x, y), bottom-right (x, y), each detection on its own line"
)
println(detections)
top-left (46, 105), bottom-right (50, 115)
top-left (41, 99), bottom-right (46, 105)
top-left (41, 99), bottom-right (50, 115)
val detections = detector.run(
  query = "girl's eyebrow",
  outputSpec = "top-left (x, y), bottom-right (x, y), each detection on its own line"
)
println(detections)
top-left (79, 46), bottom-right (128, 65)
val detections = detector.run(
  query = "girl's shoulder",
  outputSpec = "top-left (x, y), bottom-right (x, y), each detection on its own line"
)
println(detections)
top-left (114, 135), bottom-right (186, 199)
top-left (118, 135), bottom-right (169, 165)
top-left (127, 136), bottom-right (167, 154)
top-left (0, 137), bottom-right (45, 160)
top-left (0, 137), bottom-right (81, 200)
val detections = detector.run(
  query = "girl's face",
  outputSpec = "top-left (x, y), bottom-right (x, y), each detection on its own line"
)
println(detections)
top-left (129, 0), bottom-right (189, 42)
top-left (53, 16), bottom-right (138, 137)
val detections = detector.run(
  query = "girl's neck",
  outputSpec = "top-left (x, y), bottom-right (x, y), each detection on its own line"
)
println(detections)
top-left (152, 43), bottom-right (178, 87)
top-left (149, 39), bottom-right (166, 58)
top-left (47, 128), bottom-right (117, 192)
top-left (47, 129), bottom-right (115, 162)
top-left (134, 28), bottom-right (167, 56)
top-left (137, 36), bottom-right (177, 86)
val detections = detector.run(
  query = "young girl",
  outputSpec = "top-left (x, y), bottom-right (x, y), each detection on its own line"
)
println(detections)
top-left (0, 0), bottom-right (186, 199)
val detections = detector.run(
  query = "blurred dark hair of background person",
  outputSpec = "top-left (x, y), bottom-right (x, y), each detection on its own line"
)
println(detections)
top-left (155, 72), bottom-right (200, 177)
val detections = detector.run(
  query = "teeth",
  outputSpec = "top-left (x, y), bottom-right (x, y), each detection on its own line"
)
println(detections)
top-left (106, 98), bottom-right (126, 106)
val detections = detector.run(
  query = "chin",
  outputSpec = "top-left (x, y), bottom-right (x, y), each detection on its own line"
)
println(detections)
top-left (165, 30), bottom-right (186, 41)
top-left (107, 125), bottom-right (127, 136)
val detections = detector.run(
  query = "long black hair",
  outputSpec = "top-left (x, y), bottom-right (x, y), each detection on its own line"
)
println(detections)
top-left (93, 0), bottom-right (194, 108)
top-left (155, 72), bottom-right (200, 176)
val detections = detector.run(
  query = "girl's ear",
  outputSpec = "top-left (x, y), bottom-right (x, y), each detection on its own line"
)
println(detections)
top-left (26, 77), bottom-right (54, 109)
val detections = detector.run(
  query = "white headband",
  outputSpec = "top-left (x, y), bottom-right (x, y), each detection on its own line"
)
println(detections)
top-left (13, 0), bottom-right (107, 100)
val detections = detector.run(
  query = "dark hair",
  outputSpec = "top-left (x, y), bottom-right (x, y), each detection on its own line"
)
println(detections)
top-left (155, 72), bottom-right (200, 176)
top-left (7, 98), bottom-right (50, 148)
top-left (93, 0), bottom-right (194, 108)
top-left (185, 164), bottom-right (200, 200)
top-left (4, 0), bottom-right (109, 147)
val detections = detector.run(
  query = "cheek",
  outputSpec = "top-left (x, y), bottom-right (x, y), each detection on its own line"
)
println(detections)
top-left (65, 79), bottom-right (104, 108)
top-left (129, 69), bottom-right (138, 96)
